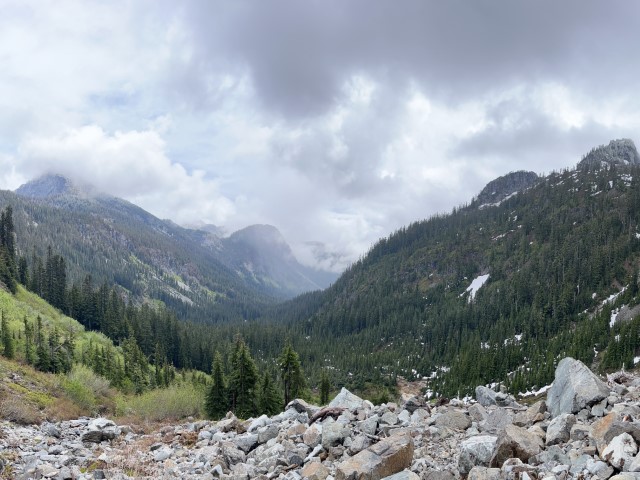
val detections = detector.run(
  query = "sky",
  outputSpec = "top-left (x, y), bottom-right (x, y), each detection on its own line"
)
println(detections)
top-left (2, 1), bottom-right (640, 272)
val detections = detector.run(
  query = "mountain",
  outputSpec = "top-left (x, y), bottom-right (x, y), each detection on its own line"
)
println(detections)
top-left (259, 139), bottom-right (640, 396)
top-left (578, 138), bottom-right (640, 170)
top-left (475, 170), bottom-right (539, 207)
top-left (4, 175), bottom-right (336, 323)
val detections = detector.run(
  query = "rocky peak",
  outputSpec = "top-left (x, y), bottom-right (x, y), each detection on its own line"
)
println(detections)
top-left (578, 138), bottom-right (640, 170)
top-left (477, 171), bottom-right (539, 207)
top-left (15, 174), bottom-right (98, 199)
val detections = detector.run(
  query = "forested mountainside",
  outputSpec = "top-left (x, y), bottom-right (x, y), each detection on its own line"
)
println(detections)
top-left (252, 139), bottom-right (640, 396)
top-left (3, 140), bottom-right (640, 402)
top-left (0, 175), bottom-right (335, 323)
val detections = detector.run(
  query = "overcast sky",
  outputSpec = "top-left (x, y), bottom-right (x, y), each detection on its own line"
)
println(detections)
top-left (1, 1), bottom-right (640, 272)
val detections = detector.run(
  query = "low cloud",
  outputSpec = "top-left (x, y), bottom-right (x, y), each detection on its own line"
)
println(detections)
top-left (17, 125), bottom-right (235, 225)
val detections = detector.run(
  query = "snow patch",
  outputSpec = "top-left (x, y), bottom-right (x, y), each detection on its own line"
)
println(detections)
top-left (462, 274), bottom-right (490, 302)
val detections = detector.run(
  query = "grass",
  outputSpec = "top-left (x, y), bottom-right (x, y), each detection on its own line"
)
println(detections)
top-left (115, 382), bottom-right (206, 423)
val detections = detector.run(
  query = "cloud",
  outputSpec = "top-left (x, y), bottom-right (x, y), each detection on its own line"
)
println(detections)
top-left (2, 1), bottom-right (640, 273)
top-left (17, 125), bottom-right (235, 225)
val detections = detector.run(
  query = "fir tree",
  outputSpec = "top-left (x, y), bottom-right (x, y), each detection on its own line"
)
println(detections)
top-left (229, 338), bottom-right (258, 419)
top-left (1, 311), bottom-right (14, 359)
top-left (320, 369), bottom-right (331, 405)
top-left (259, 371), bottom-right (282, 416)
top-left (279, 341), bottom-right (305, 408)
top-left (205, 351), bottom-right (228, 419)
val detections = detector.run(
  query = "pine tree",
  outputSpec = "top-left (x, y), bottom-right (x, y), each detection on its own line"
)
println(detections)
top-left (228, 338), bottom-right (258, 419)
top-left (24, 316), bottom-right (36, 365)
top-left (279, 341), bottom-right (306, 408)
top-left (1, 311), bottom-right (14, 359)
top-left (259, 371), bottom-right (282, 416)
top-left (205, 351), bottom-right (228, 419)
top-left (320, 369), bottom-right (331, 405)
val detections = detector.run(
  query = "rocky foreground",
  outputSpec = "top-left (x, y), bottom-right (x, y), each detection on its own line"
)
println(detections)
top-left (4, 357), bottom-right (640, 479)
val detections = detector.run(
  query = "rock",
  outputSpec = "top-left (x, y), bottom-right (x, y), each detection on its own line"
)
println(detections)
top-left (381, 470), bottom-right (420, 480)
top-left (380, 411), bottom-right (399, 426)
top-left (81, 418), bottom-right (121, 443)
top-left (301, 461), bottom-right (330, 480)
top-left (467, 467), bottom-right (502, 480)
top-left (336, 432), bottom-right (414, 480)
top-left (402, 395), bottom-right (426, 414)
top-left (435, 410), bottom-right (471, 431)
top-left (288, 398), bottom-right (321, 417)
top-left (490, 424), bottom-right (543, 467)
top-left (513, 401), bottom-right (546, 427)
top-left (322, 421), bottom-right (350, 449)
top-left (592, 412), bottom-right (640, 456)
top-left (475, 386), bottom-right (519, 408)
top-left (42, 422), bottom-right (62, 438)
top-left (357, 415), bottom-right (379, 436)
top-left (602, 433), bottom-right (638, 470)
top-left (469, 404), bottom-right (488, 423)
top-left (475, 386), bottom-right (499, 407)
top-left (329, 388), bottom-right (367, 411)
top-left (458, 435), bottom-right (498, 475)
top-left (304, 423), bottom-right (322, 447)
top-left (234, 433), bottom-right (259, 453)
top-left (546, 413), bottom-right (576, 446)
top-left (479, 408), bottom-right (514, 434)
top-left (547, 357), bottom-right (610, 417)
top-left (153, 445), bottom-right (174, 462)
top-left (257, 423), bottom-right (279, 444)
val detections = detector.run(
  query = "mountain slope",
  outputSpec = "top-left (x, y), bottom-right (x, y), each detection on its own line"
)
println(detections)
top-left (5, 175), bottom-right (335, 324)
top-left (265, 139), bottom-right (640, 395)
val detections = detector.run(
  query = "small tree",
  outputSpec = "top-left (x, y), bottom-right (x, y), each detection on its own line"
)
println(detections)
top-left (279, 341), bottom-right (306, 408)
top-left (229, 338), bottom-right (258, 419)
top-left (320, 369), bottom-right (331, 405)
top-left (205, 351), bottom-right (228, 419)
top-left (259, 371), bottom-right (282, 416)
top-left (1, 311), bottom-right (14, 359)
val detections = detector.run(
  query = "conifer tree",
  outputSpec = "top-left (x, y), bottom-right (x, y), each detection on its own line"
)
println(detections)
top-left (1, 311), bottom-right (14, 359)
top-left (24, 316), bottom-right (35, 365)
top-left (259, 371), bottom-right (282, 416)
top-left (279, 341), bottom-right (305, 408)
top-left (229, 338), bottom-right (258, 418)
top-left (205, 351), bottom-right (228, 419)
top-left (320, 369), bottom-right (331, 405)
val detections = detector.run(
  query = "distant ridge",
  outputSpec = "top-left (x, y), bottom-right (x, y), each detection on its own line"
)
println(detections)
top-left (476, 170), bottom-right (539, 208)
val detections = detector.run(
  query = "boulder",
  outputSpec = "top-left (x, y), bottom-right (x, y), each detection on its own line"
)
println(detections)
top-left (322, 421), bottom-right (350, 449)
top-left (402, 395), bottom-right (427, 414)
top-left (435, 410), bottom-right (471, 431)
top-left (475, 386), bottom-right (519, 408)
top-left (467, 467), bottom-right (502, 480)
top-left (382, 470), bottom-right (420, 480)
top-left (546, 357), bottom-right (610, 417)
top-left (546, 413), bottom-right (576, 446)
top-left (301, 461), bottom-right (330, 480)
top-left (458, 435), bottom-right (498, 475)
top-left (336, 432), bottom-right (414, 480)
top-left (602, 433), bottom-right (638, 471)
top-left (81, 418), bottom-right (121, 443)
top-left (287, 398), bottom-right (321, 417)
top-left (591, 412), bottom-right (640, 456)
top-left (513, 401), bottom-right (546, 427)
top-left (330, 388), bottom-right (367, 411)
top-left (490, 424), bottom-right (543, 467)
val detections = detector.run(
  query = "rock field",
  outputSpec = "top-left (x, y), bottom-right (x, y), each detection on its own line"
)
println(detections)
top-left (4, 357), bottom-right (640, 479)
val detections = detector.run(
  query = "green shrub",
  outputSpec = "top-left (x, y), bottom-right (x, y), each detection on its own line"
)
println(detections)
top-left (116, 383), bottom-right (205, 422)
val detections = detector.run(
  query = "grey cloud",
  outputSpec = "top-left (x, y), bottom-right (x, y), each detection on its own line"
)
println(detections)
top-left (183, 0), bottom-right (640, 119)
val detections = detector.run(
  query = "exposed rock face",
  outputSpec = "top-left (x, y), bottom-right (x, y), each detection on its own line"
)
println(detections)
top-left (547, 357), bottom-right (610, 417)
top-left (476, 171), bottom-right (539, 207)
top-left (578, 138), bottom-right (640, 170)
